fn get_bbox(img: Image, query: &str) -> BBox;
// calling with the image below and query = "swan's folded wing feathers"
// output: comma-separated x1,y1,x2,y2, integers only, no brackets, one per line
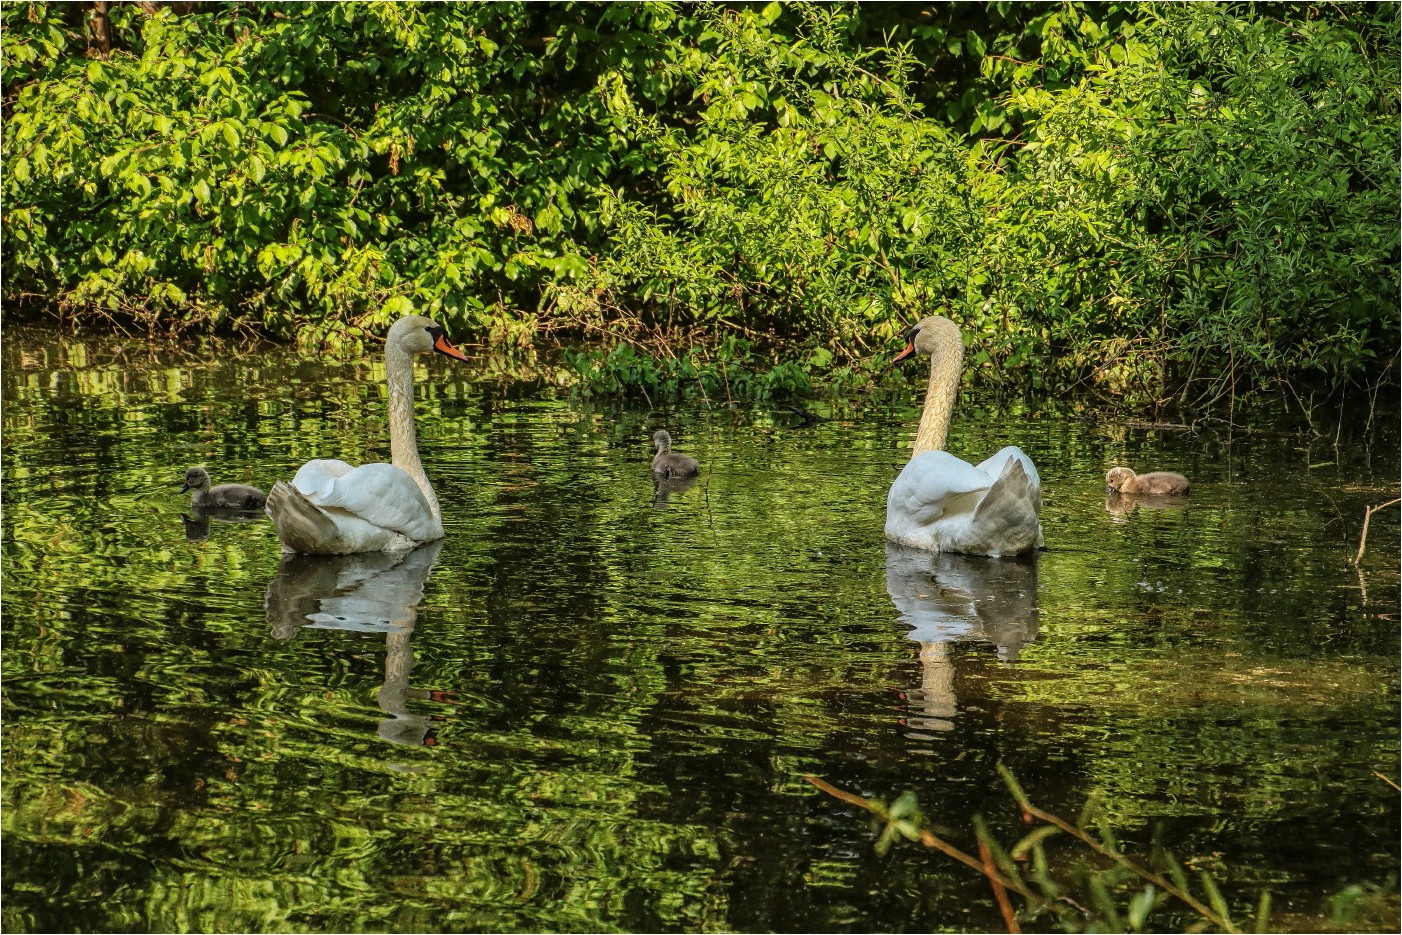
971,457,1044,552
301,463,440,541
889,450,993,523
292,459,358,501
976,446,1041,490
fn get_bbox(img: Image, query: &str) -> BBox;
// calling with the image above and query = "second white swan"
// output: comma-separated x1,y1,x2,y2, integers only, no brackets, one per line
266,314,470,554
885,315,1043,557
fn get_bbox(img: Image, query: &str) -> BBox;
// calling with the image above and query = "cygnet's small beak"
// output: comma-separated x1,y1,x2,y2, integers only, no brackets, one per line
892,341,917,363
179,482,192,494
1105,486,1116,494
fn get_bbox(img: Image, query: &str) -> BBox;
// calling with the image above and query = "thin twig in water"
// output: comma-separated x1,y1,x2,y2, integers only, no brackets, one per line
1373,770,1401,793
803,776,1044,906
997,766,1237,932
1352,498,1401,566
979,837,1022,933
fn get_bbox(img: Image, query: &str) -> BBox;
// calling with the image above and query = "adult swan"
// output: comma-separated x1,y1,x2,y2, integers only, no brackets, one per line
266,314,470,554
885,315,1043,557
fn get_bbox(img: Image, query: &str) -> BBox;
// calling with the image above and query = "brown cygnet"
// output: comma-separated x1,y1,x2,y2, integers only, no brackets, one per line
1105,467,1190,496
181,466,267,510
651,430,699,479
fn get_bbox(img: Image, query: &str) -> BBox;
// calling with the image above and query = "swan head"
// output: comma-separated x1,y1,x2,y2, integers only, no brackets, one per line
1105,467,1136,493
181,466,211,493
892,315,962,362
652,429,673,452
387,314,470,362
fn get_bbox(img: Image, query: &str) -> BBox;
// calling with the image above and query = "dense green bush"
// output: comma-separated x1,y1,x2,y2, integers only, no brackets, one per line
3,1,1397,403
2,2,667,337
570,3,1399,401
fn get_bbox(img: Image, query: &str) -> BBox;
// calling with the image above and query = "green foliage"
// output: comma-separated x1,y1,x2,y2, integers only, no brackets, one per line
2,1,1397,404
845,767,1281,934
572,2,1398,401
991,3,1402,400
1,1,653,336
553,4,980,354
563,334,834,402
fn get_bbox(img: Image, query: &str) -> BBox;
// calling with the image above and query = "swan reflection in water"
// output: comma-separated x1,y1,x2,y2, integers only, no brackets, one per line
265,541,450,746
885,544,1039,743
1104,491,1190,522
181,503,265,541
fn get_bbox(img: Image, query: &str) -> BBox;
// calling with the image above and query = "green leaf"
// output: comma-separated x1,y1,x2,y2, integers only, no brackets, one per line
1127,885,1157,931
382,295,416,317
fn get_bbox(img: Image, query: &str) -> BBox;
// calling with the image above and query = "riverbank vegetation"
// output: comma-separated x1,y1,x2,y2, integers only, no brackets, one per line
3,2,1397,406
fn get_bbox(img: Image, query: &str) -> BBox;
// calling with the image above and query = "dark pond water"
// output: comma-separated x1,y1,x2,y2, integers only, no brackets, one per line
3,326,1398,933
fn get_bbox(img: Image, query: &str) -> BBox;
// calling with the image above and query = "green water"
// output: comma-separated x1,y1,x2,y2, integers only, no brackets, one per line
2,326,1397,933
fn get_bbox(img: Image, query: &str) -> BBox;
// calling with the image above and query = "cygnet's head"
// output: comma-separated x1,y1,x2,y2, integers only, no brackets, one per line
386,314,471,362
653,430,673,452
1105,467,1136,492
181,466,211,493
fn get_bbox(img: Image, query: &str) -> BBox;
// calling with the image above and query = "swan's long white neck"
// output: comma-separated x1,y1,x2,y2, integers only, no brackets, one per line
912,318,963,457
385,343,442,521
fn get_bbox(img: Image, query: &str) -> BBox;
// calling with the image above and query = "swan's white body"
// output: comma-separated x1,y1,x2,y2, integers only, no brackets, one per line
274,459,442,553
266,315,469,555
884,316,1044,557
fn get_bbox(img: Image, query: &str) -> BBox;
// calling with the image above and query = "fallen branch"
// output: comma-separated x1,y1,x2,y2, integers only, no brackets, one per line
803,775,1042,907
996,765,1238,933
980,836,1022,934
1352,497,1400,566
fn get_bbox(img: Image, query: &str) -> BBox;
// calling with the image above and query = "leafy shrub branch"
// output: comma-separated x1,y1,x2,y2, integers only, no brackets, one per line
3,2,1397,404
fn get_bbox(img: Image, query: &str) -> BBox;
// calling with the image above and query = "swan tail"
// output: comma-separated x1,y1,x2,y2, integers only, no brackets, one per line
972,459,1044,554
266,481,343,554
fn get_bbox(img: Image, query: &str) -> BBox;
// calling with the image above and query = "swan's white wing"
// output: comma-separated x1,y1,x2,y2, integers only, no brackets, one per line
969,456,1045,553
291,459,357,500
886,448,1044,556
292,461,440,541
887,450,992,525
976,446,1040,491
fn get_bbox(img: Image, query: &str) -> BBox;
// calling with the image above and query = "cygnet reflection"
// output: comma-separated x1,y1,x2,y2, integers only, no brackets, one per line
885,544,1040,740
653,472,699,508
265,541,447,746
181,503,266,541
1104,491,1191,523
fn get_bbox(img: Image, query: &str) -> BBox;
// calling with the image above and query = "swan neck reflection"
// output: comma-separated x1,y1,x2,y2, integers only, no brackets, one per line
886,544,1040,739
265,540,444,746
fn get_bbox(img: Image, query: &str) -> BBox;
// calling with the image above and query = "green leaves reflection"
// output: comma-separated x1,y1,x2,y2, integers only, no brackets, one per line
2,327,1398,932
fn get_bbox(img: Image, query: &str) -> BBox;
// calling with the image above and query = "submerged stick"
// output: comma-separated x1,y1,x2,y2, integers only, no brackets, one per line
1352,498,1400,566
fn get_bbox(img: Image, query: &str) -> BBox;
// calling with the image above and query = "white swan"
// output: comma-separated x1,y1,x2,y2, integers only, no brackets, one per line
885,315,1043,556
266,314,470,554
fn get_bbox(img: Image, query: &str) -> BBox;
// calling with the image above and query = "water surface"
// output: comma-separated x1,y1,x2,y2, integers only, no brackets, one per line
3,326,1397,932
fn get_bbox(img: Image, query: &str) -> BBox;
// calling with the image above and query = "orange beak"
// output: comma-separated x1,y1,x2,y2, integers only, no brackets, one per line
433,332,470,363
892,341,917,363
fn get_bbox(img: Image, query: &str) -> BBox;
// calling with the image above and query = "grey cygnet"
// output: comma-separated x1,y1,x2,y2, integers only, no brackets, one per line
651,430,699,479
181,466,267,510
